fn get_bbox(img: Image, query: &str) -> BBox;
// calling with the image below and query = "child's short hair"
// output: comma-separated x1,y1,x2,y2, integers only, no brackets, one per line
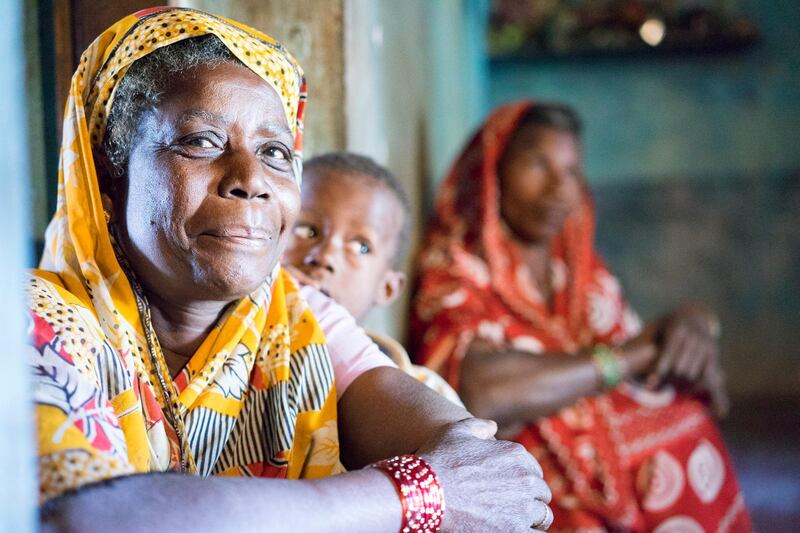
303,152,411,267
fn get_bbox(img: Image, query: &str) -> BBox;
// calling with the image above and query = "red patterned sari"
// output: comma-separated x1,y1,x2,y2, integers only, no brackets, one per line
410,102,751,532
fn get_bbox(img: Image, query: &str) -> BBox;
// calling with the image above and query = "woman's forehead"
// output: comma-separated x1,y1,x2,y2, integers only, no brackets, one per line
153,62,292,134
508,125,580,153
83,9,303,146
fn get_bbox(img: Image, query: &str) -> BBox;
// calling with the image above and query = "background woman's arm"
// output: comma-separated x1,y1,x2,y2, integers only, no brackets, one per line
459,334,657,428
459,304,726,429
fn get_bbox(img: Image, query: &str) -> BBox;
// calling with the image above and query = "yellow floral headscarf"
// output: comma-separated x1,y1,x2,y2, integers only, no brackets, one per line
29,7,339,503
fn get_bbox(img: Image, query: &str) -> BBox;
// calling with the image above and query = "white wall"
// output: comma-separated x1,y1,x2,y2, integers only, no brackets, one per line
0,0,37,530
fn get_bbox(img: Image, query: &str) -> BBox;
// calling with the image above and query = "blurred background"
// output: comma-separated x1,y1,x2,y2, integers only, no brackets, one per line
5,0,799,529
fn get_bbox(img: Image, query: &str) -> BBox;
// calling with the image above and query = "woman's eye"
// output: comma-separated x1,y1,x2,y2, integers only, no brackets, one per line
186,137,216,148
347,240,370,255
529,156,546,169
264,145,290,161
293,224,317,239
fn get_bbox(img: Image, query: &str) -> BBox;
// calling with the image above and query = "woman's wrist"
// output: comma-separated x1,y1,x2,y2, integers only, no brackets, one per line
370,455,446,533
591,344,623,389
618,338,658,379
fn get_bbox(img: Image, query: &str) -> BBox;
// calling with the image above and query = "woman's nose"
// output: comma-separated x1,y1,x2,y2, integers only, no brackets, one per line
218,149,271,201
548,166,573,196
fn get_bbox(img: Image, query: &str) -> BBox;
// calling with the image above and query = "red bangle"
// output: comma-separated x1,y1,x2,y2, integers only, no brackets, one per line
370,454,446,533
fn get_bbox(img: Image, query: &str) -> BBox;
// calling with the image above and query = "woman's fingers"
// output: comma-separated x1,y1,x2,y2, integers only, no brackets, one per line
515,446,546,481
677,332,714,384
529,499,553,531
686,343,710,382
650,324,685,387
673,334,699,379
652,313,720,388
453,417,498,440
704,363,730,418
529,464,550,500
711,386,730,419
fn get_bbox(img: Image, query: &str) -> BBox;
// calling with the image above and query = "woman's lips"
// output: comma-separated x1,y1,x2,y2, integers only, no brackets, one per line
531,201,572,224
199,226,272,250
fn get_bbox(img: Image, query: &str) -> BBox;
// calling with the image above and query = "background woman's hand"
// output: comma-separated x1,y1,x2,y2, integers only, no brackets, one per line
417,418,553,532
696,353,730,418
645,304,727,410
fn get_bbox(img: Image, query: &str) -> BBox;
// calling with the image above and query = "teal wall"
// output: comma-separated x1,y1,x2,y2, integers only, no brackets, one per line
425,0,490,192
488,0,800,185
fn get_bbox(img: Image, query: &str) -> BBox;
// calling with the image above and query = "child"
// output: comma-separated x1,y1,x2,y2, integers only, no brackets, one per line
284,152,462,405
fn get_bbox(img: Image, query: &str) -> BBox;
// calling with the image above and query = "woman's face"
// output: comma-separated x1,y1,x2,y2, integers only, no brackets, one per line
115,61,300,303
498,125,583,244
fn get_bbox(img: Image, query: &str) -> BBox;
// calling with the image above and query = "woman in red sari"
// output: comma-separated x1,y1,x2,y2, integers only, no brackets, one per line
410,101,751,532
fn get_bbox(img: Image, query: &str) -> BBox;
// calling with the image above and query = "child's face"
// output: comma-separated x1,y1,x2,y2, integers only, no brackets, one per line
283,170,406,321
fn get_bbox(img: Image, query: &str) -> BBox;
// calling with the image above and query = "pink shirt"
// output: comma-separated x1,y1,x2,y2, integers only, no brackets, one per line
300,285,396,399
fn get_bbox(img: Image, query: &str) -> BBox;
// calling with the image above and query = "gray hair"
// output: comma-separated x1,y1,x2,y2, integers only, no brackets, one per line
103,34,238,176
304,152,411,268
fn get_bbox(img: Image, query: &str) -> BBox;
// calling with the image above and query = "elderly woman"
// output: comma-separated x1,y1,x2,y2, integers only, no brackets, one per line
411,102,751,532
28,8,552,532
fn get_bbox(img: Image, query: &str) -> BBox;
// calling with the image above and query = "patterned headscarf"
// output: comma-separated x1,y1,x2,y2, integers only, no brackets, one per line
30,7,339,502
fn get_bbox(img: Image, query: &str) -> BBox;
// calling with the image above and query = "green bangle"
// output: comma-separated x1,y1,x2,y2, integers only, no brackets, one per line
592,344,622,389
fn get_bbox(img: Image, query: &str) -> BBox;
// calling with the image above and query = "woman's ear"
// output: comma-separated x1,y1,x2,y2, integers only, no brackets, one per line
92,146,124,223
374,269,407,308
100,192,115,224
92,146,115,194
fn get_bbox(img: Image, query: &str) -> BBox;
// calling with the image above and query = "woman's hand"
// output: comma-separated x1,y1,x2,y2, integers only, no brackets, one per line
417,418,553,532
696,353,730,418
645,304,727,410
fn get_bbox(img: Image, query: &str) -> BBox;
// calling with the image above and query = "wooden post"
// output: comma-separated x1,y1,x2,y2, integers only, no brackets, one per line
186,0,347,157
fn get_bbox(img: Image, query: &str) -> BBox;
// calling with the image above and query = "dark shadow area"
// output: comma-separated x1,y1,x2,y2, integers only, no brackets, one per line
721,395,800,532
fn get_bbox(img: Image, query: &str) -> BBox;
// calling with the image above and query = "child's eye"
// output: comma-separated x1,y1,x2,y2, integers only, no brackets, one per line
347,240,371,255
293,224,317,239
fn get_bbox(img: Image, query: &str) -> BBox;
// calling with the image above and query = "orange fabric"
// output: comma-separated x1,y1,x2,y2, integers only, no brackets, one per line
410,102,751,531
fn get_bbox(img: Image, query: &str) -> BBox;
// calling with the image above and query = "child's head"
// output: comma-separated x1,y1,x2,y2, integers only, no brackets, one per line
284,153,410,321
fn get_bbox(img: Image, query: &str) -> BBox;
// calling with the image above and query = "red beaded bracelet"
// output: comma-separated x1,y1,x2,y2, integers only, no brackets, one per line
370,454,446,533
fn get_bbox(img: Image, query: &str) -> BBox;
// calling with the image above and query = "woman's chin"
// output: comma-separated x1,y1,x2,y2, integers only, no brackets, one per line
189,263,274,302
511,225,561,246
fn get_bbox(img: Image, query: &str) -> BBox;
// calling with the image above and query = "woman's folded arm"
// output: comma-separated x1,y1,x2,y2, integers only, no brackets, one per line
459,336,657,427
42,368,552,533
41,468,402,533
